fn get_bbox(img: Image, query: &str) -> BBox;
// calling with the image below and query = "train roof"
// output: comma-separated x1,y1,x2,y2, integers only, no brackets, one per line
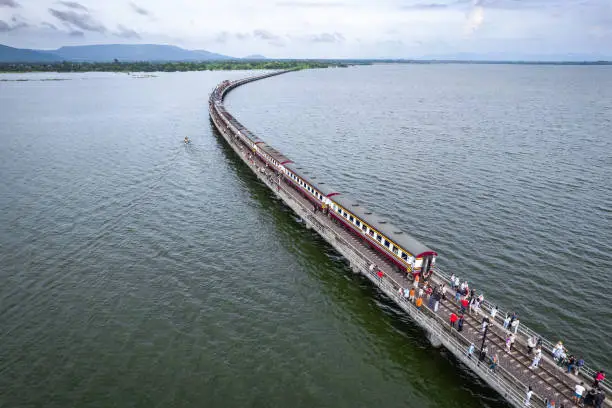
332,194,437,258
259,143,293,165
240,128,263,144
284,164,340,197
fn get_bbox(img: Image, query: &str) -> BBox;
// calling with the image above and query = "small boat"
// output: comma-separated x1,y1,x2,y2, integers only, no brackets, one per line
184,137,190,144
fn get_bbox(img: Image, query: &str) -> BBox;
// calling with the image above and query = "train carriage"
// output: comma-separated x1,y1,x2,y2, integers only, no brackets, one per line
329,195,437,275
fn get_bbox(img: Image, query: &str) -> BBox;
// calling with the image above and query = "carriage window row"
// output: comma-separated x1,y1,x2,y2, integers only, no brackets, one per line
289,174,323,200
334,205,411,262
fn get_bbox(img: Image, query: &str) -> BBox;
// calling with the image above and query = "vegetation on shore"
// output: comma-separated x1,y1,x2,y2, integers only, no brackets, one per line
0,60,351,73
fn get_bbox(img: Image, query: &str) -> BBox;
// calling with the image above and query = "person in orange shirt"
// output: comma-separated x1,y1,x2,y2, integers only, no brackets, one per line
413,273,420,288
409,288,415,302
415,297,423,309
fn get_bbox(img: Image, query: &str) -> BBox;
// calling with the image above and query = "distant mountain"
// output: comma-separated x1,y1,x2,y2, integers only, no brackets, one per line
0,43,235,63
52,44,234,62
243,54,267,60
0,44,62,63
192,49,235,60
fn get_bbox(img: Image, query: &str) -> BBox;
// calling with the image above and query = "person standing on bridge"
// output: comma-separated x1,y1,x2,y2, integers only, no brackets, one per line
460,297,469,314
593,370,606,387
503,314,511,329
415,296,423,310
413,273,420,288
481,316,490,333
573,382,586,405
594,388,606,408
478,345,488,367
403,288,410,302
467,343,475,359
469,297,477,314
511,318,520,334
529,348,542,369
527,336,537,354
509,311,518,327
489,353,499,373
566,355,576,374
490,305,498,321
524,385,533,406
450,312,458,329
458,314,465,332
575,357,585,375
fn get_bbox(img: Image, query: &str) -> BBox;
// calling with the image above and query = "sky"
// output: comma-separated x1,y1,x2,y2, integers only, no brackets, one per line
1,0,611,59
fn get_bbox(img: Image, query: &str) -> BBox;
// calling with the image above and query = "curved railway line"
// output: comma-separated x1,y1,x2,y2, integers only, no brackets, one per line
208,70,609,408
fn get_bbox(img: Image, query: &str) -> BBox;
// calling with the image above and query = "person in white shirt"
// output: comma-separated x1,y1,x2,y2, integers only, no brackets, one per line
490,305,498,320
525,386,533,406
527,336,537,354
503,314,511,329
511,318,520,334
573,382,585,404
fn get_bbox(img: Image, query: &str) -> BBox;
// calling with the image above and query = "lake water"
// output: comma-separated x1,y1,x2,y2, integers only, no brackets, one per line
1,65,610,408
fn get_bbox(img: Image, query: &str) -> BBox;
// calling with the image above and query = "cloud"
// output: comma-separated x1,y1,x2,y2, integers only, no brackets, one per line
115,24,140,39
129,2,151,16
214,31,251,43
0,19,27,31
69,29,84,37
464,0,484,35
400,3,450,10
253,29,286,46
0,0,20,8
41,22,59,30
48,8,106,33
57,1,88,11
275,1,344,7
307,32,345,43
253,29,279,40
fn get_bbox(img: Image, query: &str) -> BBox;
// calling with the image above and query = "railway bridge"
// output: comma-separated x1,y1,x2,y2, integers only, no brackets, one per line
208,70,609,408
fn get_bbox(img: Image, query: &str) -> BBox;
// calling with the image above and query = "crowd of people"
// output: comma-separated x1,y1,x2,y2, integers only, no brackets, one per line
382,267,608,408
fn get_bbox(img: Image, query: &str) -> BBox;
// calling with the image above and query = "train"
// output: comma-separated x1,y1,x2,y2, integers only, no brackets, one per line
209,77,437,278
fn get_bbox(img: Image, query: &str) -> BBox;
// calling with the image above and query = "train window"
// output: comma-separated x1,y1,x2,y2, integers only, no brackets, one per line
392,246,399,255
356,220,361,227
337,208,341,213
401,252,408,261
349,215,354,222
376,234,382,242
362,225,367,232
384,240,390,248
368,230,374,237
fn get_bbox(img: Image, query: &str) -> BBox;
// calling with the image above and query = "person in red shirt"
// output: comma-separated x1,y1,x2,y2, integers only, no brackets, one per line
460,297,469,314
376,270,384,280
450,312,458,329
593,370,606,387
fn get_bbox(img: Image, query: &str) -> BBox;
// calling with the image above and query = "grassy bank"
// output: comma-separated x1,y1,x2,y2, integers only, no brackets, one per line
0,60,353,73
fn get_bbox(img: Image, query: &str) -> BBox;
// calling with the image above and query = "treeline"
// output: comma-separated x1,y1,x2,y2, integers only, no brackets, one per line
0,60,348,73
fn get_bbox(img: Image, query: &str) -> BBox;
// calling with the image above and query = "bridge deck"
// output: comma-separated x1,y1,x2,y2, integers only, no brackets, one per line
209,74,609,408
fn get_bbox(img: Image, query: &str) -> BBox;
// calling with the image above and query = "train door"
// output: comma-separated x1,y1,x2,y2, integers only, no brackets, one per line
422,255,432,276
